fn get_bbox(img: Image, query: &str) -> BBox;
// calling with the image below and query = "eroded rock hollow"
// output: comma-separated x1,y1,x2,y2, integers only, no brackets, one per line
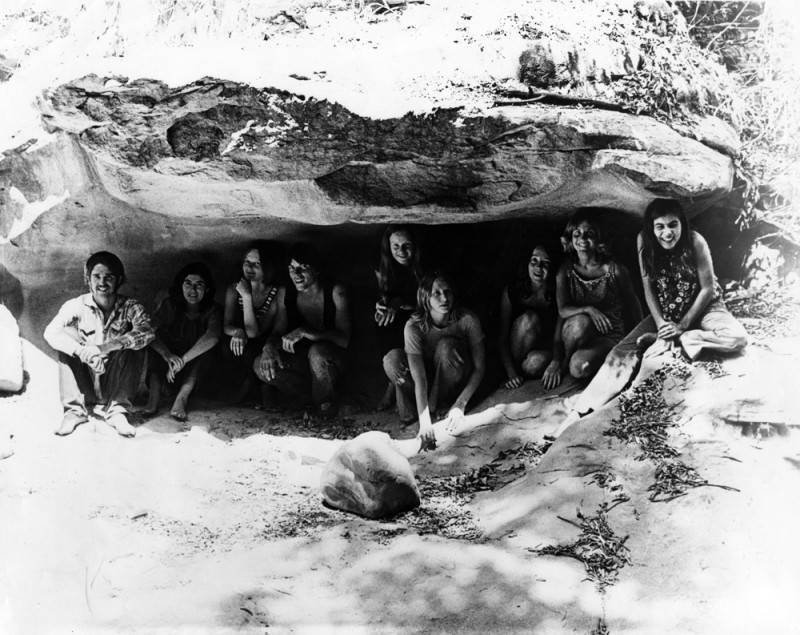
1,74,737,357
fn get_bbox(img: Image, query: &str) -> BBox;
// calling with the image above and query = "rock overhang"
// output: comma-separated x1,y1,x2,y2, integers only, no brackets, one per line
0,73,737,354
0,0,744,353
12,75,735,231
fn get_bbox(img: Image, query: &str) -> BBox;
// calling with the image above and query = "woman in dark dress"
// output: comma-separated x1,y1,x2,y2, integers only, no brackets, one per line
498,244,564,390
146,262,221,420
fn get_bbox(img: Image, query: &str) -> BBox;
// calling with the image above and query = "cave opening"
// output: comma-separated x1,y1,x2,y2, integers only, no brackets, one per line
223,211,645,403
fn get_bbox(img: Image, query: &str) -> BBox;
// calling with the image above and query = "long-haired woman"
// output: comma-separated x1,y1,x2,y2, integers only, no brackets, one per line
555,209,642,380
375,224,424,409
146,262,221,420
221,242,284,402
498,243,564,390
637,198,746,359
383,272,485,448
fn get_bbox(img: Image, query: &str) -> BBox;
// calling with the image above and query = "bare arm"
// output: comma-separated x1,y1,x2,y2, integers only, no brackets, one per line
237,281,260,339
450,335,485,413
266,287,288,342
257,289,288,380
181,306,222,365
555,264,584,319
289,285,351,349
497,287,519,382
407,350,433,440
541,312,566,390
637,232,666,328
223,285,244,337
677,233,717,331
149,336,174,360
263,288,288,354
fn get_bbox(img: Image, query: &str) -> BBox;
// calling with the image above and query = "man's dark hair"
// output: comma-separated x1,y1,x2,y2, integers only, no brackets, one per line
287,243,323,272
84,251,126,286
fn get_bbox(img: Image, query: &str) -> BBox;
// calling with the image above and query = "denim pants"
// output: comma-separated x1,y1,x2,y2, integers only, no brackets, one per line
254,341,346,405
382,336,472,421
59,349,145,417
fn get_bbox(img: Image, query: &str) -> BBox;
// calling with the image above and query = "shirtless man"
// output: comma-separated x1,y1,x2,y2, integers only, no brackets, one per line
44,251,154,437
253,243,350,416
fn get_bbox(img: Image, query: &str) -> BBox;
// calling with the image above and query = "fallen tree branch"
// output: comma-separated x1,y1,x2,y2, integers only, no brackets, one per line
495,89,628,113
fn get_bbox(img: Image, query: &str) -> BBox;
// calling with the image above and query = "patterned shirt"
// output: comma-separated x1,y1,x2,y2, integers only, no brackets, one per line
44,293,154,356
654,253,721,323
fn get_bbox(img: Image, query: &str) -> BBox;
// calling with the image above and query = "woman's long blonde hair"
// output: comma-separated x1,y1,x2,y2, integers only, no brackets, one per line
410,271,460,332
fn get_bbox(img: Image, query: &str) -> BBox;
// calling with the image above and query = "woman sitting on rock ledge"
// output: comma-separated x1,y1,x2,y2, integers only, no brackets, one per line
556,209,642,381
637,198,747,360
145,262,222,421
498,243,564,391
384,272,486,449
556,201,749,437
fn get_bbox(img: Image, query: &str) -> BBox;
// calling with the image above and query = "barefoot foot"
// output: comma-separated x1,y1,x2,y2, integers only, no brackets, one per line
170,398,188,422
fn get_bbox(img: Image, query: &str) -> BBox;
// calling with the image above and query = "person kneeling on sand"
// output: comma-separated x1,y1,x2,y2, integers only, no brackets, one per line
43,251,155,437
253,243,351,417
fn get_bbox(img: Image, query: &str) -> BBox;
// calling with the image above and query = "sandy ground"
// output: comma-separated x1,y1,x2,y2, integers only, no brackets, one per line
0,340,580,633
2,295,800,633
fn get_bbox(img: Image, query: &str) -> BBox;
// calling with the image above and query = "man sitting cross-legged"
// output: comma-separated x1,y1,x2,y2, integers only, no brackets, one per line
253,243,350,416
43,251,154,437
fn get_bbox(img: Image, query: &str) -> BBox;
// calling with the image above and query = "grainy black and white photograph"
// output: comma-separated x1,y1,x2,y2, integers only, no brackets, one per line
1,0,799,632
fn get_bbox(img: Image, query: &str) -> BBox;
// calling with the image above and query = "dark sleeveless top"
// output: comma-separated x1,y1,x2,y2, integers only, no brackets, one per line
566,262,626,341
379,265,419,310
653,252,721,323
153,298,222,356
285,282,336,331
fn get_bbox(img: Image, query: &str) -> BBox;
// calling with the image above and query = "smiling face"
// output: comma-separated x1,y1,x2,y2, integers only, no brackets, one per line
88,263,120,305
527,246,551,285
241,249,264,282
288,259,318,291
428,277,454,320
182,274,207,307
571,221,598,254
652,213,683,251
389,230,415,267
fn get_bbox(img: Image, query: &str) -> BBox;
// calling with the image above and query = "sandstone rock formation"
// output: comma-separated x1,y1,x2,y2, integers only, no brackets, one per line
0,304,23,393
321,430,421,519
0,0,742,355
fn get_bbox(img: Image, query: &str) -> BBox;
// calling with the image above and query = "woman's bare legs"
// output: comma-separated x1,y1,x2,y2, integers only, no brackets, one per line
521,350,552,377
144,372,161,416
510,311,542,364
509,310,552,378
170,372,197,421
430,337,471,416
382,348,415,422
561,313,616,380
